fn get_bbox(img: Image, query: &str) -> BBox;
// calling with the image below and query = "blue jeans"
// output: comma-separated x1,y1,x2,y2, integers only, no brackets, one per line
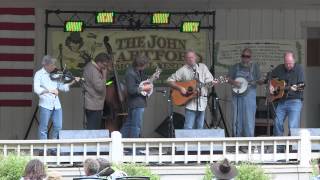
184,109,205,129
273,99,302,136
232,88,256,137
38,106,62,139
121,108,144,138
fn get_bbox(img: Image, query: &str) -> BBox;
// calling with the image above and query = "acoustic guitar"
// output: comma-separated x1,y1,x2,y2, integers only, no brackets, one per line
269,79,305,102
171,76,228,106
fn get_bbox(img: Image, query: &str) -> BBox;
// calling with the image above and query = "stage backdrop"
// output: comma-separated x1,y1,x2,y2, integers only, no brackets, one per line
214,40,305,73
51,30,208,85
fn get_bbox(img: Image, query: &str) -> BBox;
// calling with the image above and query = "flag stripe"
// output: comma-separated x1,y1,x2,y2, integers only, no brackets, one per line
0,62,34,70
0,84,32,92
0,8,34,107
0,100,32,107
0,15,35,23
0,30,35,39
0,77,32,85
0,53,34,61
0,8,34,15
0,92,33,99
0,46,35,54
0,69,33,77
0,38,34,46
0,22,34,31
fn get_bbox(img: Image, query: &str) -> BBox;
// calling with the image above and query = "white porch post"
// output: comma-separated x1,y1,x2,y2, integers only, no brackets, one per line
111,131,123,163
299,129,311,167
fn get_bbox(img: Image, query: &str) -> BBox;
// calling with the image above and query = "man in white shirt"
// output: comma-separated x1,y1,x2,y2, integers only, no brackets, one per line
33,55,78,139
167,50,217,129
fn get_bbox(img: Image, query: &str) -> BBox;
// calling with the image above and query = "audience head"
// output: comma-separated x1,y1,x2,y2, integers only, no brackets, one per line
96,158,114,176
23,159,46,180
210,158,238,180
84,158,100,176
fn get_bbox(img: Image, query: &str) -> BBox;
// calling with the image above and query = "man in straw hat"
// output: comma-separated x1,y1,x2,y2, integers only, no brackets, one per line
211,158,238,180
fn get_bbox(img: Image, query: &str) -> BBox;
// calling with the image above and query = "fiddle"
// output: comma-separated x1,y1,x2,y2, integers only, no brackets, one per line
50,68,84,84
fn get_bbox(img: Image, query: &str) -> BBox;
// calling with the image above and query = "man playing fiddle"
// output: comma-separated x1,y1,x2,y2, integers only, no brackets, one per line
33,55,79,140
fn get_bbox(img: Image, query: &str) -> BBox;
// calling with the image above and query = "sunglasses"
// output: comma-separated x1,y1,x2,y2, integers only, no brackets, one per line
241,54,251,58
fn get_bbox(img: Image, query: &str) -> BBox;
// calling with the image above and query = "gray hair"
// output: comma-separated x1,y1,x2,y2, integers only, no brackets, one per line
284,51,295,59
84,158,100,176
242,48,252,55
41,55,57,66
96,158,111,172
185,49,197,56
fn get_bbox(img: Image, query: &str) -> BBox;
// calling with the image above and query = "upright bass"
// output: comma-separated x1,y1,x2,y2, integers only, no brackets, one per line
104,60,127,132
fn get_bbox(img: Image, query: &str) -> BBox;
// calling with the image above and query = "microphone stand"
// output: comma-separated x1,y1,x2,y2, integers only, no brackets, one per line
193,66,201,129
156,88,174,137
265,65,278,136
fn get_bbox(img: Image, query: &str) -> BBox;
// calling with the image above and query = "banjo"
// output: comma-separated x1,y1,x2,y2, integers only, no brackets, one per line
232,77,262,95
139,66,162,97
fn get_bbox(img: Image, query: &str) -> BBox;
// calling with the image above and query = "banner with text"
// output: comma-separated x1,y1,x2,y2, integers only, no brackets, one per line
214,40,305,73
51,30,207,84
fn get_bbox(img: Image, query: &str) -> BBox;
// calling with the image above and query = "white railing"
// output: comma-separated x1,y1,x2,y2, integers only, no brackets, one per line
0,130,315,167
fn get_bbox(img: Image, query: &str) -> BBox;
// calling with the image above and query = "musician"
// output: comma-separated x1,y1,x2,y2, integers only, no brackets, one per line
120,55,151,138
33,55,78,139
83,53,112,129
167,50,216,129
270,51,304,136
228,48,263,137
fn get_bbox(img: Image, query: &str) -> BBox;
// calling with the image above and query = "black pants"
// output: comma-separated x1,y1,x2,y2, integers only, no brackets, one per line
85,109,103,129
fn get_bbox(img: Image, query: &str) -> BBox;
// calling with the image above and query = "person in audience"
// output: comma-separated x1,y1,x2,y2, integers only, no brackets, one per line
312,158,320,180
96,158,127,180
210,158,238,180
83,158,100,178
20,159,46,180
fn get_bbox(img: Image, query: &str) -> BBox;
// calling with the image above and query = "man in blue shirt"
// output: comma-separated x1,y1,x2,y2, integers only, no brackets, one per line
33,55,78,139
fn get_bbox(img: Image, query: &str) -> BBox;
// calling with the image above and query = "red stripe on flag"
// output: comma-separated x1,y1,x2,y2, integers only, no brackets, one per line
0,22,34,30
0,38,34,46
0,8,34,15
0,100,32,107
0,84,32,92
0,54,34,61
0,69,33,77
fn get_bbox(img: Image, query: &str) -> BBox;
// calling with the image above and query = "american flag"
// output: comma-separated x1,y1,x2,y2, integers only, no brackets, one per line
0,8,34,107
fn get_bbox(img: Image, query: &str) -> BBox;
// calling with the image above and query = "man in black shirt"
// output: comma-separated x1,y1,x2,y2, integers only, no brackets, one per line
120,55,152,138
270,51,304,136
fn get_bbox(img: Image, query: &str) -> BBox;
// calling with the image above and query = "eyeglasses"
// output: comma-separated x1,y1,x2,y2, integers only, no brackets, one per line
241,54,251,58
